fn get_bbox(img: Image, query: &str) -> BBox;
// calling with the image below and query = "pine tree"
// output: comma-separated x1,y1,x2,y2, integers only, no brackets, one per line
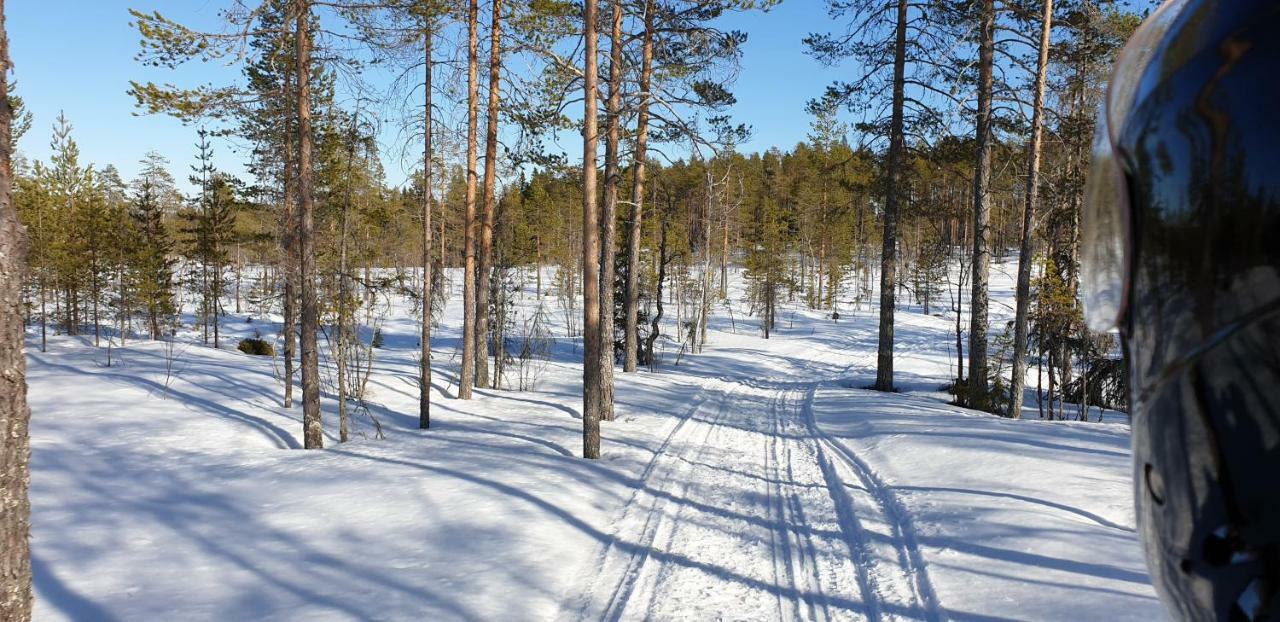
622,0,655,373
582,0,602,459
459,0,480,400
0,2,34,615
131,154,178,341
475,0,505,390
1009,0,1054,419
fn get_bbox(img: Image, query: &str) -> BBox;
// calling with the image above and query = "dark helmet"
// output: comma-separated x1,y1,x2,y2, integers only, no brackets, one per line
1082,0,1280,619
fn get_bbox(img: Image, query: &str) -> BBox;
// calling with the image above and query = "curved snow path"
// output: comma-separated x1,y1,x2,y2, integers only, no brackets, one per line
567,375,942,621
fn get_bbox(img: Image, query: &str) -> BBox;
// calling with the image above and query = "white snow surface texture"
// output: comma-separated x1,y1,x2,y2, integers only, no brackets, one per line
27,262,1165,621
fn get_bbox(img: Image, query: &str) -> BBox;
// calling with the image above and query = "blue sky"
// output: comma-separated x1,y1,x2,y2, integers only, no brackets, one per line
9,0,843,191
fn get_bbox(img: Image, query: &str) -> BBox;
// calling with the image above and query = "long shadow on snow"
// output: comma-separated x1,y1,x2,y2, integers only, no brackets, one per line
32,441,493,621
334,447,941,620
29,354,301,450
32,553,121,622
895,485,1134,533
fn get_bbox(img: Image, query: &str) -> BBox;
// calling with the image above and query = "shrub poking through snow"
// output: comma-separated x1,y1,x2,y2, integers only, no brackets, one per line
237,337,274,357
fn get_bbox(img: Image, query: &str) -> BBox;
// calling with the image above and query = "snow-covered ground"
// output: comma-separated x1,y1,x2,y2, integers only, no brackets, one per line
26,261,1164,621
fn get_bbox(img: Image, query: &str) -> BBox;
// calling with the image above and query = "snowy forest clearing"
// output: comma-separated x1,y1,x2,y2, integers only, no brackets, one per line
26,263,1160,621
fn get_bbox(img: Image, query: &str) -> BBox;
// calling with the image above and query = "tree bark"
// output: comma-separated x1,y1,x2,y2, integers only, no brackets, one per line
1009,0,1052,419
337,139,352,444
459,0,480,400
874,0,908,392
0,1,34,613
599,0,623,420
296,0,323,449
623,0,654,374
582,0,602,459
281,55,297,410
420,23,434,429
476,0,503,390
967,0,994,411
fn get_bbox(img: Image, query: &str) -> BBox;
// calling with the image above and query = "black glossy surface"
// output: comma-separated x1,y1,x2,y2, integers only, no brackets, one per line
1115,1,1280,619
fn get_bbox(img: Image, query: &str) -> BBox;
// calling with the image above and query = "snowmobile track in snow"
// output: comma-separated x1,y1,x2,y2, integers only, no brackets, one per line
567,378,740,621
566,370,948,622
801,381,946,622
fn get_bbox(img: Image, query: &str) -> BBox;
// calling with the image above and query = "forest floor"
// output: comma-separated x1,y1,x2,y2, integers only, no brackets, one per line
25,261,1164,621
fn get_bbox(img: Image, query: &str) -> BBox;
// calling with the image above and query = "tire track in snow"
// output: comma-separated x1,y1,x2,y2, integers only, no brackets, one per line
768,387,841,622
569,357,944,620
801,382,946,622
764,389,806,621
567,379,739,621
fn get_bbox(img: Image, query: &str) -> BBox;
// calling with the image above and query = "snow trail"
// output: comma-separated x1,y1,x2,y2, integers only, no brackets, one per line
569,365,942,621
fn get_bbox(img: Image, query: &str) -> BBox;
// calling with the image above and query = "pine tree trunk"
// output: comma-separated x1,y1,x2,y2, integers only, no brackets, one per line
459,0,480,400
476,0,503,390
644,215,668,366
420,24,434,429
281,61,298,409
622,0,654,374
599,0,622,421
1009,0,1052,419
296,0,323,449
874,0,908,392
0,3,34,612
337,166,351,444
213,252,221,349
967,0,995,411
582,0,602,459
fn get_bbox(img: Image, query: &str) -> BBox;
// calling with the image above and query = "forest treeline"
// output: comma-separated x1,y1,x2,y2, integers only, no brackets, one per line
10,0,1145,456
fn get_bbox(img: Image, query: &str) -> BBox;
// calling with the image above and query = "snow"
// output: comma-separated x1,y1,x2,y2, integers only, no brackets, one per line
26,261,1165,621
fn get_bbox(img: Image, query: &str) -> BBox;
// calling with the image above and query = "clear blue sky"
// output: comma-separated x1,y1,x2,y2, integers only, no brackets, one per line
8,0,845,191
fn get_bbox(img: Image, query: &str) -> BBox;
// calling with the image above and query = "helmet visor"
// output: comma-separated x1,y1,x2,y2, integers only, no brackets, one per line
1080,0,1189,331
1081,105,1131,332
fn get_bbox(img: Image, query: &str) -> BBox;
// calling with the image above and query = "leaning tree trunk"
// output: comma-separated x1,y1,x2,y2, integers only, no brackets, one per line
874,0,908,392
622,0,654,374
0,2,34,615
296,0,323,449
582,0,602,459
459,0,479,400
476,0,503,390
420,23,434,429
967,0,995,411
599,0,623,421
1009,0,1052,419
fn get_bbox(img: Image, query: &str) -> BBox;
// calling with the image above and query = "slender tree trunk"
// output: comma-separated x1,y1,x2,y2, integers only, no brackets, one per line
720,214,729,300
420,24,434,429
459,0,479,400
234,249,241,314
37,248,44,351
623,0,654,374
967,0,994,411
296,0,323,449
337,155,351,444
213,253,221,349
91,247,100,347
582,0,602,459
476,0,503,390
0,3,34,612
598,0,623,421
874,0,908,392
281,63,297,409
1009,0,1052,419
644,213,668,368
